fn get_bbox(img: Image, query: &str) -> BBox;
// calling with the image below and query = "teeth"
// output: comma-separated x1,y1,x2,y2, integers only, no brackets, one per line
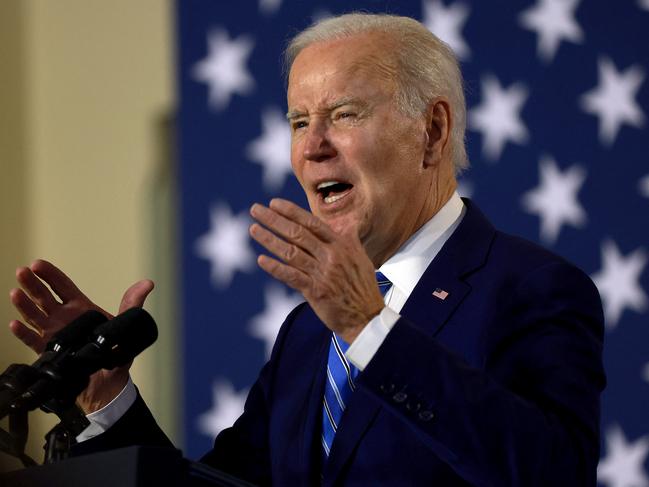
324,193,348,204
317,181,340,190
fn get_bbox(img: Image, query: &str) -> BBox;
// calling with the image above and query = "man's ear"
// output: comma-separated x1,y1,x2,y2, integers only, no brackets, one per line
423,98,452,168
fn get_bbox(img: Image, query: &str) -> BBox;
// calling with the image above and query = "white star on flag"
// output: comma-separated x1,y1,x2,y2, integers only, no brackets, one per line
591,240,648,329
259,0,282,15
195,203,256,288
249,284,304,359
469,75,529,161
422,0,471,60
246,107,293,192
521,155,587,245
192,28,255,110
580,57,645,146
196,380,249,438
597,424,649,487
639,174,649,198
640,0,649,11
518,0,584,63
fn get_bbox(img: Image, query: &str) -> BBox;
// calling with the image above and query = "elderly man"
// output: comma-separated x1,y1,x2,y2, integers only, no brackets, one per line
10,13,604,486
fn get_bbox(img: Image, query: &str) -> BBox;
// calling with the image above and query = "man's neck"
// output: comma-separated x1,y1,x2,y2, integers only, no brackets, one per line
369,180,457,268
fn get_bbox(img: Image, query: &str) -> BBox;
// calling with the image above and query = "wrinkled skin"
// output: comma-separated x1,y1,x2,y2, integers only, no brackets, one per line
9,259,153,413
250,32,456,343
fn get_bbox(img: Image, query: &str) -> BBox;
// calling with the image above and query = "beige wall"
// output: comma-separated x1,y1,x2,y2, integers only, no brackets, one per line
0,0,177,463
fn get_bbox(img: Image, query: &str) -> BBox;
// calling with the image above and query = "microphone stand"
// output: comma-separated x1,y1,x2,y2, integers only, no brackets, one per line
0,364,39,468
1,308,157,467
41,397,90,464
0,406,37,468
0,361,90,466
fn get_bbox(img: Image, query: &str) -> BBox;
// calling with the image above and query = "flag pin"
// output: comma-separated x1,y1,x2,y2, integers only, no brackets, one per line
432,288,449,300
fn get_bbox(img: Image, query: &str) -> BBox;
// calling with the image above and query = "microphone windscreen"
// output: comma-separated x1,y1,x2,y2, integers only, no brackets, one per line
45,310,107,352
93,308,158,367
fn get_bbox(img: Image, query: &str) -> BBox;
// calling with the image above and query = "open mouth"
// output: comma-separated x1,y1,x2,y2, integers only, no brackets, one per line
316,181,354,204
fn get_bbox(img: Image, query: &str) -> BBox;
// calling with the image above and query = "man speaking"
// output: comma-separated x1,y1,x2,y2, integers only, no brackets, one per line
9,13,605,486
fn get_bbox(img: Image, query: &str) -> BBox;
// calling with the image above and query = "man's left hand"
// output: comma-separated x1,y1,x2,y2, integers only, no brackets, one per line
250,198,384,344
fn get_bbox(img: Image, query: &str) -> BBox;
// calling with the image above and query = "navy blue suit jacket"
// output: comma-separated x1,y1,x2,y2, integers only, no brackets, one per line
76,200,606,486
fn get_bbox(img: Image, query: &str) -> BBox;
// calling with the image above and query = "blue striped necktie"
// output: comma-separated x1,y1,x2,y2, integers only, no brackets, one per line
321,271,392,464
375,271,392,296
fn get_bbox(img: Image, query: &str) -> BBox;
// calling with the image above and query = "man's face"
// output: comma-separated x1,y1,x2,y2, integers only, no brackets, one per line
287,33,436,265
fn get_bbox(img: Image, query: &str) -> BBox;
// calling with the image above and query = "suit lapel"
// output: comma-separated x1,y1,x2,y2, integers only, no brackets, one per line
401,199,495,336
400,260,471,337
293,315,382,485
320,199,496,485
323,388,382,483
295,309,331,480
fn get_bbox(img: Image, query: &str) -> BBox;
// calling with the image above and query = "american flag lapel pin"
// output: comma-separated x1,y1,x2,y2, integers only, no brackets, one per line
432,288,449,300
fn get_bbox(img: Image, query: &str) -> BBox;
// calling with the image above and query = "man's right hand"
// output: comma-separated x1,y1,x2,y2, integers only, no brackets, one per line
8,259,154,414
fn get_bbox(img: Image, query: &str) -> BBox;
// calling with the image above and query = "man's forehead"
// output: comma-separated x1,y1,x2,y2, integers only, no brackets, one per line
287,34,398,106
289,32,398,81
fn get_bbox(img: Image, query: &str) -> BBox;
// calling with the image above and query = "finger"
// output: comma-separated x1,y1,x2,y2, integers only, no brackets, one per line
30,259,84,304
250,223,318,273
118,279,155,314
15,266,59,313
268,198,336,242
257,254,310,291
9,320,46,354
250,204,325,257
10,287,49,332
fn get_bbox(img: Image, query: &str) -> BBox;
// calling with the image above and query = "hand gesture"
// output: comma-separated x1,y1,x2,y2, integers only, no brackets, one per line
250,199,384,344
9,259,154,413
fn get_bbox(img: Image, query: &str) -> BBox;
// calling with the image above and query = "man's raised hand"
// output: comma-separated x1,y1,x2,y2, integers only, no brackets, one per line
8,259,154,413
249,199,384,344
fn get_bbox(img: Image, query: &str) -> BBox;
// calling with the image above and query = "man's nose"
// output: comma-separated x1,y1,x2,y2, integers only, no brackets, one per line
302,122,336,162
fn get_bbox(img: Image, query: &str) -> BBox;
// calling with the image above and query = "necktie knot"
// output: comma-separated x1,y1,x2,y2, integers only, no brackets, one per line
375,271,392,296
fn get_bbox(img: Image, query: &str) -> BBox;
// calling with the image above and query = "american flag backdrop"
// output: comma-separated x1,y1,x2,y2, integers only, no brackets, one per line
176,1,649,483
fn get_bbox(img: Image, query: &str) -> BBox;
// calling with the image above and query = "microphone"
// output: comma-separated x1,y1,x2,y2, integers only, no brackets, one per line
45,310,108,353
0,308,157,419
74,307,158,369
0,311,108,413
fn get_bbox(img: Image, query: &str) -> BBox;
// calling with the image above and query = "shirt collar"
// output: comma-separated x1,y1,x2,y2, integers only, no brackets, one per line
378,192,465,298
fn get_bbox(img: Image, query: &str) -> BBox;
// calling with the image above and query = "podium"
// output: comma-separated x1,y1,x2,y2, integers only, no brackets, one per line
0,446,256,487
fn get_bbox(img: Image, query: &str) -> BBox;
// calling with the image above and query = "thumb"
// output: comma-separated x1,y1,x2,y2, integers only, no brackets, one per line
118,279,155,313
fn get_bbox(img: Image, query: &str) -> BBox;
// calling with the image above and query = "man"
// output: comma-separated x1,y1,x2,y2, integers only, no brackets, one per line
10,13,605,486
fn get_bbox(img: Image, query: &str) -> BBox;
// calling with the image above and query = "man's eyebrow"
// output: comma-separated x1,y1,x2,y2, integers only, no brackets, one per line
286,97,367,120
286,110,306,121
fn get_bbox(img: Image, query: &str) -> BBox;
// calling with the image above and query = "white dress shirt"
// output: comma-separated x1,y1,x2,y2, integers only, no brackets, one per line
77,192,465,442
346,192,465,370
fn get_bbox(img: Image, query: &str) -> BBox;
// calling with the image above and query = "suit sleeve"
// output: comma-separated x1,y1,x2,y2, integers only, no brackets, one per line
72,303,306,487
357,261,605,487
70,390,173,456
198,305,314,485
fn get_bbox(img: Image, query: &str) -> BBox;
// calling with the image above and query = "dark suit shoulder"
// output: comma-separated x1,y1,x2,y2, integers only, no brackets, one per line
489,230,600,300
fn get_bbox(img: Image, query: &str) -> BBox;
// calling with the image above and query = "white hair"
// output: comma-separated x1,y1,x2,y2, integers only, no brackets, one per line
284,13,469,173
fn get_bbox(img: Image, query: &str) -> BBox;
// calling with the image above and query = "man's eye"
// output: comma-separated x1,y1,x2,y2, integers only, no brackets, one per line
292,120,308,130
337,112,356,120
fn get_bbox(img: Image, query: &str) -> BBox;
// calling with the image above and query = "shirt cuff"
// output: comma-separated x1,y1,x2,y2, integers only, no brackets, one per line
75,376,137,443
346,307,401,371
